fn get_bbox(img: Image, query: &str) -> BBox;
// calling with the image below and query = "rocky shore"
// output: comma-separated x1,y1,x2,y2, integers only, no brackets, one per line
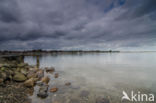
0,56,71,103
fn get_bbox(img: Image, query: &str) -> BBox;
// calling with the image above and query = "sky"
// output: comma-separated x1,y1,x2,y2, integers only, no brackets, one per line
0,0,156,51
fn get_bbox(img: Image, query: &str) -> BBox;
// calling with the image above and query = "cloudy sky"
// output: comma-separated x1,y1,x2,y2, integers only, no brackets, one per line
0,0,156,51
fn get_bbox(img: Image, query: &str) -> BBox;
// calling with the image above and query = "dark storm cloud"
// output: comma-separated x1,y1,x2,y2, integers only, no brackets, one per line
0,0,156,50
117,0,156,20
0,0,22,23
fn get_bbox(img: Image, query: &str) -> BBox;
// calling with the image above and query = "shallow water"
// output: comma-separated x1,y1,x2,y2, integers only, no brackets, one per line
24,52,156,103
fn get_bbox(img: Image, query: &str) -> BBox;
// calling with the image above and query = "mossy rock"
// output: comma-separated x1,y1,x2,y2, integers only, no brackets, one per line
0,67,5,71
13,72,27,82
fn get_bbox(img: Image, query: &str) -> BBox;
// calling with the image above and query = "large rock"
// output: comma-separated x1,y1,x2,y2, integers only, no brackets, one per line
24,78,35,87
37,84,49,98
41,76,50,84
13,72,27,82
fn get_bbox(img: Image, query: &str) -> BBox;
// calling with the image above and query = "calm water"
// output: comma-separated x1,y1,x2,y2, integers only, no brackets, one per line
24,53,156,103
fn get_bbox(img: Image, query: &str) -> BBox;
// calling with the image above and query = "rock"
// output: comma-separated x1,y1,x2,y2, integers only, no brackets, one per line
0,78,3,84
2,64,10,68
41,76,50,84
20,68,28,75
29,67,38,71
96,97,110,103
26,88,34,96
50,87,58,92
0,67,5,71
13,72,27,82
18,63,28,68
15,68,21,72
36,81,44,86
9,63,17,68
0,72,7,80
3,69,14,80
45,67,55,73
37,84,49,98
24,78,35,87
36,69,44,80
65,82,71,86
27,70,37,79
54,73,59,78
7,69,14,75
0,64,3,68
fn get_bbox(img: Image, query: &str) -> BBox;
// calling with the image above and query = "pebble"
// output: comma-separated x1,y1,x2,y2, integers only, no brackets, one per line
50,87,58,92
54,73,59,78
65,82,71,86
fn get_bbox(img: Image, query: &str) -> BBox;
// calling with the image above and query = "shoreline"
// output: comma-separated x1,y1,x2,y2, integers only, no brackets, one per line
0,55,71,103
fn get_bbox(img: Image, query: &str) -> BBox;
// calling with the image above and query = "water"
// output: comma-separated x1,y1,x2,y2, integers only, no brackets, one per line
24,52,156,103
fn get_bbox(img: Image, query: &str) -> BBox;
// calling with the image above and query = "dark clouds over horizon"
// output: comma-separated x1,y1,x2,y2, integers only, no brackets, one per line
0,0,156,50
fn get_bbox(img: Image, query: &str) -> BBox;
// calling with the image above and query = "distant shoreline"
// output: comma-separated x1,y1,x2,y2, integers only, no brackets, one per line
0,50,156,56
0,50,119,56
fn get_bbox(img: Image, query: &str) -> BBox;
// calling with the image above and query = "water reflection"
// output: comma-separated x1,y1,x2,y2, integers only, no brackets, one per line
36,55,40,68
24,53,156,103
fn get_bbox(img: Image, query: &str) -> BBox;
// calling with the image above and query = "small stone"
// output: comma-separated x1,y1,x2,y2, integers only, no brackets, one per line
45,67,55,73
41,76,50,84
65,82,71,86
36,81,44,86
27,70,37,79
18,63,28,68
54,73,59,78
36,69,44,80
0,72,6,80
50,87,58,92
0,79,3,84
